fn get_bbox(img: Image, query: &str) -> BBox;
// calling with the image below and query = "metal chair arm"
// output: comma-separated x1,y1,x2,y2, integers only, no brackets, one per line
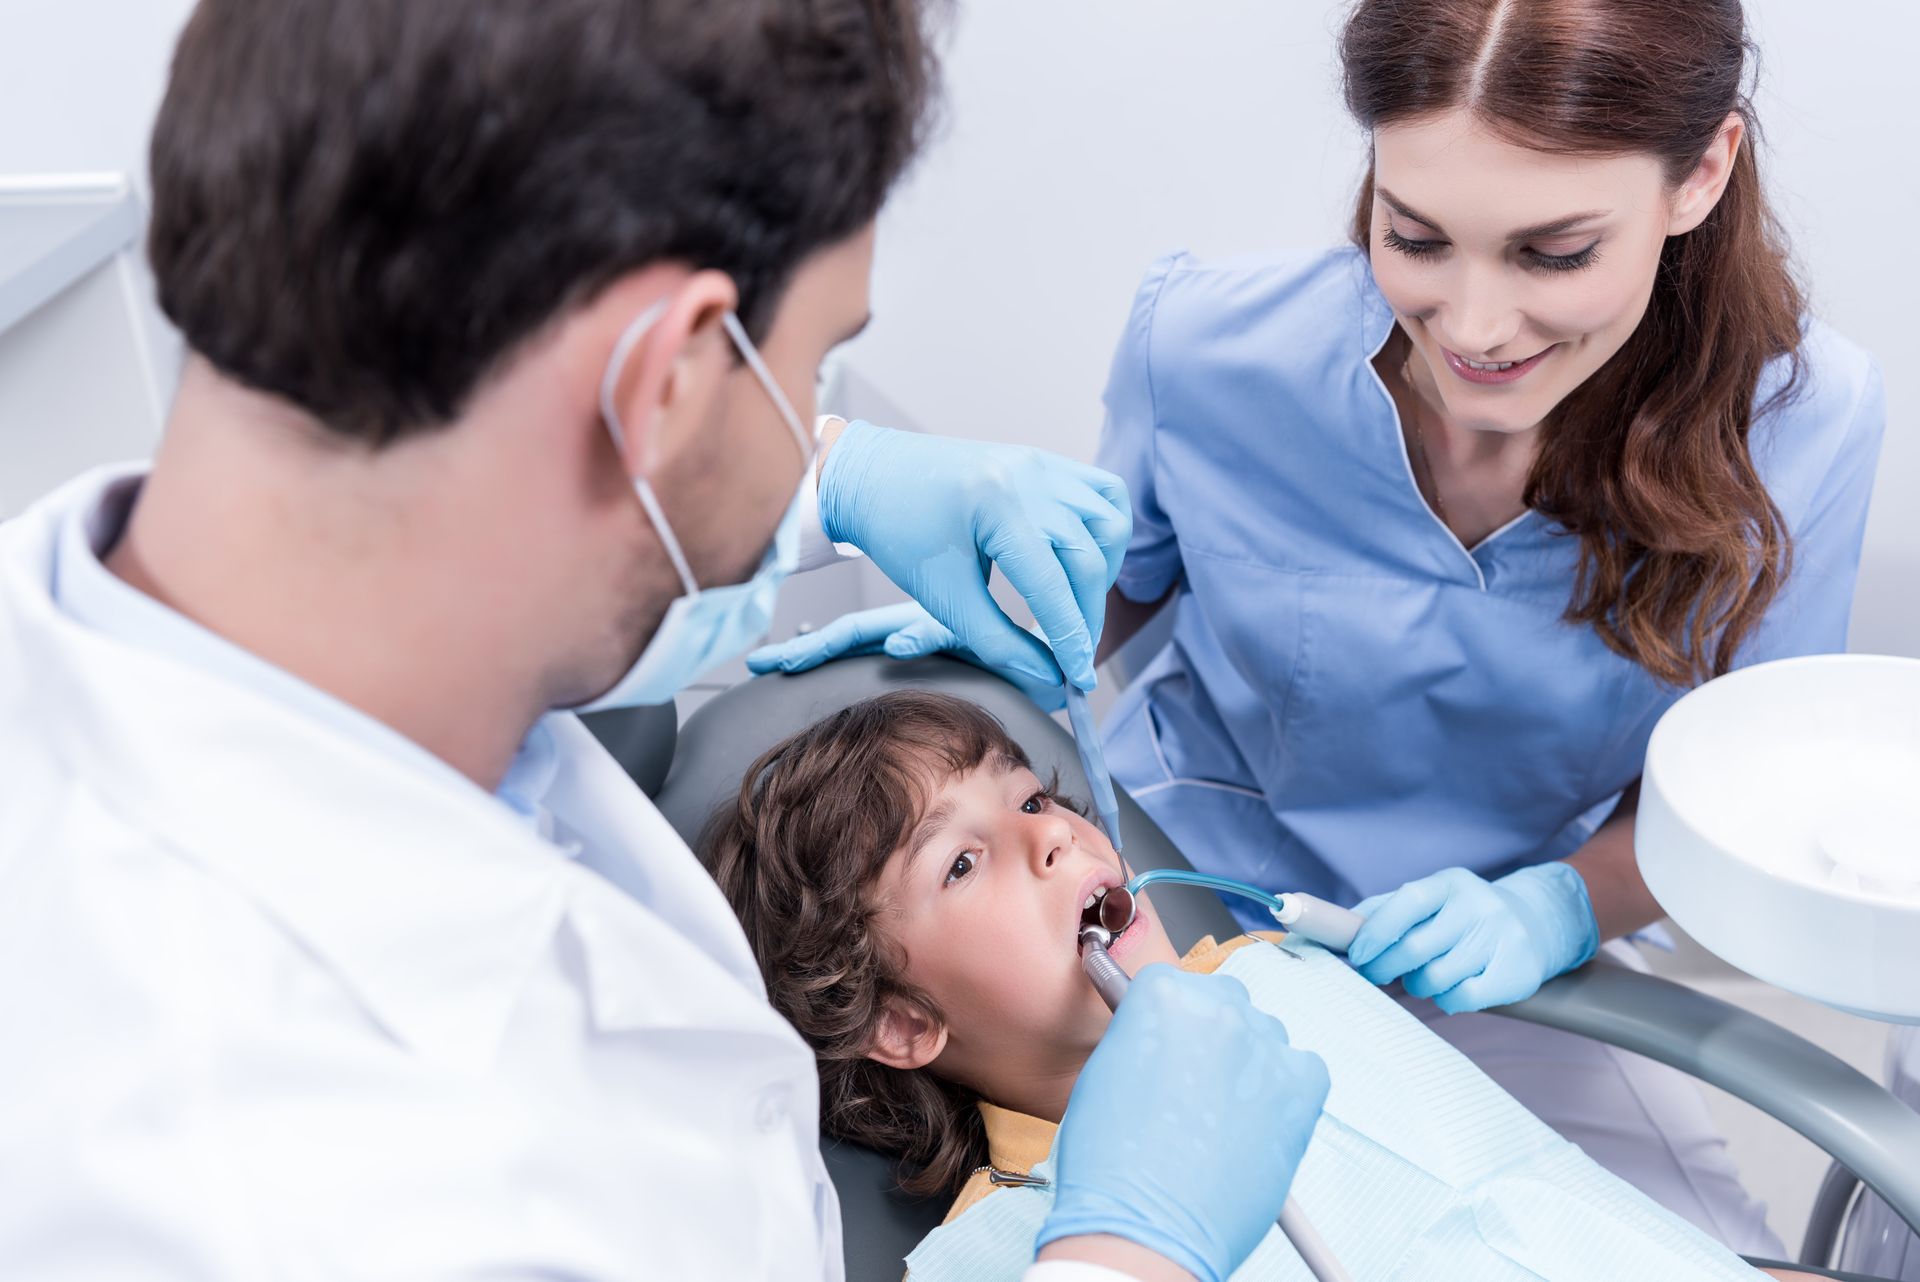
1494,965,1920,1246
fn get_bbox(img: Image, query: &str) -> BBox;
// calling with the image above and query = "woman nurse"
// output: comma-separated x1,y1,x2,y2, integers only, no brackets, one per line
762,0,1886,1256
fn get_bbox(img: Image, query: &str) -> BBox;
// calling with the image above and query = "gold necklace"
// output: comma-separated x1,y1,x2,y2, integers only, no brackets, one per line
1400,356,1450,529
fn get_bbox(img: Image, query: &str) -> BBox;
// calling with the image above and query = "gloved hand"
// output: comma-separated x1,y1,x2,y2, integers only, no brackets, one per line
1037,965,1330,1282
1346,863,1601,1014
746,602,1068,711
815,420,1131,692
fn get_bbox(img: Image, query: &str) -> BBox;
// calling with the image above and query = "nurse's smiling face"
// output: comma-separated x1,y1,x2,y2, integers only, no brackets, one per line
1367,108,1740,436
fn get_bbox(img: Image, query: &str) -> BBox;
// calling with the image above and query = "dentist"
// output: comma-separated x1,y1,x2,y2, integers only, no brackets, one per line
0,1,1325,1280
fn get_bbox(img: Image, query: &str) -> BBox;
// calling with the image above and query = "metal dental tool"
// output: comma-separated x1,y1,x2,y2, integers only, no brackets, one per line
1077,915,1353,1282
1077,922,1132,1011
1063,685,1123,852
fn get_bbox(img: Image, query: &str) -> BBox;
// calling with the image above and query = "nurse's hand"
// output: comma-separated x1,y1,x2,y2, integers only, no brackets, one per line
1038,966,1329,1282
814,420,1131,692
745,602,1068,711
1347,864,1601,1014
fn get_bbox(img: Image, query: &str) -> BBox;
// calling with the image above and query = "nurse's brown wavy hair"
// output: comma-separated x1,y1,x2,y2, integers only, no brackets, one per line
1342,0,1804,686
707,691,1072,1197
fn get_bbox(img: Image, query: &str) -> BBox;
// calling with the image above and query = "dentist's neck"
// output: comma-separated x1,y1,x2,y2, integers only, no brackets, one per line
107,356,611,791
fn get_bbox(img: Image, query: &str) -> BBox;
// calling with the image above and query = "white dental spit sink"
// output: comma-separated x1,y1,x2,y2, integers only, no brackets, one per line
1638,654,1920,1023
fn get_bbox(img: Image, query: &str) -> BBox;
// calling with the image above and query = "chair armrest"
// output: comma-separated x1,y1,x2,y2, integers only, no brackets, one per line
1491,965,1920,1239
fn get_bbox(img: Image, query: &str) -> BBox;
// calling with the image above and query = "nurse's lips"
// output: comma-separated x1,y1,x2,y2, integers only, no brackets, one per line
1441,343,1557,385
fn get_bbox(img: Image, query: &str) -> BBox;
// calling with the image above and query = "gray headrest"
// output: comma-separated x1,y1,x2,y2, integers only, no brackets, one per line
653,655,1235,953
579,702,678,798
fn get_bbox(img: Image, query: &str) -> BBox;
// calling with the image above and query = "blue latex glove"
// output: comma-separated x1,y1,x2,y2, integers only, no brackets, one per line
1346,863,1601,1014
816,420,1131,692
1037,966,1330,1282
746,602,1068,711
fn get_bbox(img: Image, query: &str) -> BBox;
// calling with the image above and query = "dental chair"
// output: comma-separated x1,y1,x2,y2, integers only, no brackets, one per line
586,655,1920,1282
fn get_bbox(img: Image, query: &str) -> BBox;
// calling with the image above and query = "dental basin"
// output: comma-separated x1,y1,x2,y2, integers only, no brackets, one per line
1639,654,1920,1024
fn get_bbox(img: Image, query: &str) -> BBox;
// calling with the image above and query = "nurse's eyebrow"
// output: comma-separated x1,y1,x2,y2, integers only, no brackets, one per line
1377,188,1606,242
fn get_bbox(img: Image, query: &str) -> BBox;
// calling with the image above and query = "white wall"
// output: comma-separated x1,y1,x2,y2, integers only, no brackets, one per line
0,3,194,509
1742,0,1920,656
0,0,194,386
1,0,1911,653
0,1,192,178
840,0,1920,658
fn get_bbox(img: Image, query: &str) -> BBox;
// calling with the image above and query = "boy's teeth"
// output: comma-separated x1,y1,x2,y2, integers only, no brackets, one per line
1083,893,1097,910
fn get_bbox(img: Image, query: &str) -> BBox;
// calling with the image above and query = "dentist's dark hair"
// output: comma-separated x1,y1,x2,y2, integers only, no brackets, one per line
148,0,942,445
1342,0,1804,687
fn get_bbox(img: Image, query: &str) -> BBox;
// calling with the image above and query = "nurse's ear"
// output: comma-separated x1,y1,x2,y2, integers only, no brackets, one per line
595,268,740,481
1666,113,1746,237
866,996,950,1071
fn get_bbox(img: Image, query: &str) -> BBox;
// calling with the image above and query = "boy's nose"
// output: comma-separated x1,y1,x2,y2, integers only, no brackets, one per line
1023,813,1075,874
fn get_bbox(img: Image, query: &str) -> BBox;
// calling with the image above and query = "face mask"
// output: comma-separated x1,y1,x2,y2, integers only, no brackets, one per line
577,301,818,711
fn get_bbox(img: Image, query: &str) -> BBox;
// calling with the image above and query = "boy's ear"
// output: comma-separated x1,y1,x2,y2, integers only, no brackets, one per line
866,996,949,1071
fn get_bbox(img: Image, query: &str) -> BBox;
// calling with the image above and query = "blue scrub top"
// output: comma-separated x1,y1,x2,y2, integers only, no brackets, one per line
1098,246,1885,927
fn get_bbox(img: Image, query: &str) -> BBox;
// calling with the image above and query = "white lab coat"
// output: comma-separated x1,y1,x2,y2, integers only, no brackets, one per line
0,470,844,1279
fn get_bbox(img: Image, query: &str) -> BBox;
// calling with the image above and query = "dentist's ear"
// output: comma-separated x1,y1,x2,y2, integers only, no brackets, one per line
599,268,740,479
866,996,950,1071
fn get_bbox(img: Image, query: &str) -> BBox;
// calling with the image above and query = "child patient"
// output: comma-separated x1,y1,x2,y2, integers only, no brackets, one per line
708,690,1811,1281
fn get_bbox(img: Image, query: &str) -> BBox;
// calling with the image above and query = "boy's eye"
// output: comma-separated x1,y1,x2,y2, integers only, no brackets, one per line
1020,791,1050,815
944,852,976,886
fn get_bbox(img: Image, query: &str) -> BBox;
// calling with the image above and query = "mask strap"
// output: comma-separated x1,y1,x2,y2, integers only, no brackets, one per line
598,299,668,462
722,312,820,465
599,300,817,600
630,479,699,596
598,299,700,597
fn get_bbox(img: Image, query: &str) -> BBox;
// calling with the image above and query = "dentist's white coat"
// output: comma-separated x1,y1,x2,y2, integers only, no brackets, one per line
0,469,844,1279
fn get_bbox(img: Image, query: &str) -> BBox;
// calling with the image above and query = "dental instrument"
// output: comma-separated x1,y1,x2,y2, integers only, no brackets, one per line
1089,869,1367,953
1063,684,1123,851
1078,920,1353,1282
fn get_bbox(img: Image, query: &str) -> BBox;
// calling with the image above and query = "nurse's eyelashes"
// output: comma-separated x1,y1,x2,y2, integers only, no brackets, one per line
1525,243,1601,273
1381,224,1602,274
1382,226,1444,258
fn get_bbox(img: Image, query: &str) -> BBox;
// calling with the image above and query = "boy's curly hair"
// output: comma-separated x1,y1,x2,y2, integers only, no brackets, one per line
706,690,1042,1197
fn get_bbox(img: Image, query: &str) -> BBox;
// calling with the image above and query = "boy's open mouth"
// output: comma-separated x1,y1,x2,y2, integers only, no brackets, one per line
1079,885,1135,938
1076,881,1145,967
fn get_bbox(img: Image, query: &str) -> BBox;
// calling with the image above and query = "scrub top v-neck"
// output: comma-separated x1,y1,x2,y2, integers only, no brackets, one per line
1096,246,1885,926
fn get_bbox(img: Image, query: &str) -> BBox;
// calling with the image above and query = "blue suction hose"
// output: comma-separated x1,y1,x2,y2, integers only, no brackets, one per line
1126,868,1366,952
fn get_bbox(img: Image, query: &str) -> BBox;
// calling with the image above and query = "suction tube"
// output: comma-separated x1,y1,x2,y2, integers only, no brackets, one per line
1114,870,1366,953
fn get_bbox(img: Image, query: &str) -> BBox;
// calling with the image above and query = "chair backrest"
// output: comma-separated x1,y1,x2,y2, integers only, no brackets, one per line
650,655,1238,1282
579,702,678,798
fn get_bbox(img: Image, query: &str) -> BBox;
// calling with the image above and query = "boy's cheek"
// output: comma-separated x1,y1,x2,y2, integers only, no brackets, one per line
924,925,1063,1011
